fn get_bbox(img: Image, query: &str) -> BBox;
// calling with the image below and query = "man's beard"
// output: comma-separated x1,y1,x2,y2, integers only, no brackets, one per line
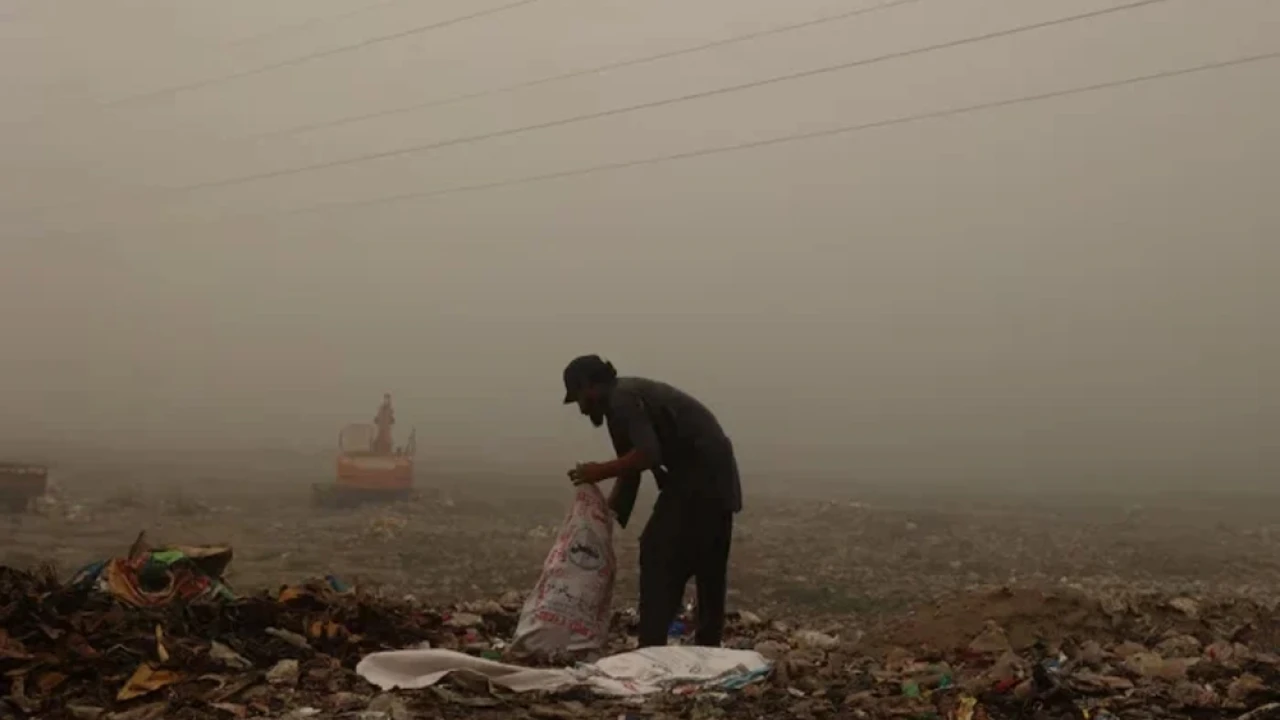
581,399,606,428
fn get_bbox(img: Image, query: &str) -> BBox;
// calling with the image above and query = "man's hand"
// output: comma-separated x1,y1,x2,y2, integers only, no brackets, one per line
568,462,610,486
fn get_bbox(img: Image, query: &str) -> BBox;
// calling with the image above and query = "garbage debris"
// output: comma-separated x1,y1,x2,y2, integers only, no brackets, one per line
266,659,300,686
3,556,1280,720
210,641,253,670
70,532,234,607
1169,596,1201,618
790,629,839,651
0,561,446,718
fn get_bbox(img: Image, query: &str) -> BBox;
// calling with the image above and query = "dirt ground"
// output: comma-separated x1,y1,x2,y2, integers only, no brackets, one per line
6,458,1279,629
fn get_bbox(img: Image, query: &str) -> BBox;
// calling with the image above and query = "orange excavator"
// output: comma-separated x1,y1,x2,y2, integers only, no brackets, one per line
313,394,416,508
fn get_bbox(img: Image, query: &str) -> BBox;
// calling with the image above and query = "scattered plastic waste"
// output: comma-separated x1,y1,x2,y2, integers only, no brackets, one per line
4,532,1280,720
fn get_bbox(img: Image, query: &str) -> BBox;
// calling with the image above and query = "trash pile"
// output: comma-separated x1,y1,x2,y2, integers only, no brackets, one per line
3,544,1280,720
0,560,463,719
69,532,236,608
744,586,1280,720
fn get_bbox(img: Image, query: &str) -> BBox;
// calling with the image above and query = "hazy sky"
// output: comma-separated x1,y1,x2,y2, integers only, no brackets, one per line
0,0,1275,485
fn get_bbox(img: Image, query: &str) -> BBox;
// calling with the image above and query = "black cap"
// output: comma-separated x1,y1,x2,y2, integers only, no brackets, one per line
562,355,616,404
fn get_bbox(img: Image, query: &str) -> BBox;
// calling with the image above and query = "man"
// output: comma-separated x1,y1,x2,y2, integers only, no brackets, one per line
373,393,395,454
562,355,742,648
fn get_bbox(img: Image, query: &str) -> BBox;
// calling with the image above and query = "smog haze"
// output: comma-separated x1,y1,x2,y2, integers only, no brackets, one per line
1,0,1275,492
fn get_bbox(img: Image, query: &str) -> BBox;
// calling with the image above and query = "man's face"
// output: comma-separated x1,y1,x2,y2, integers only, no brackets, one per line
576,386,606,428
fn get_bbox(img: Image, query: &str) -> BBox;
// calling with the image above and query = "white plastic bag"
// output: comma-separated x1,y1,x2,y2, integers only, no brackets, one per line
511,485,616,654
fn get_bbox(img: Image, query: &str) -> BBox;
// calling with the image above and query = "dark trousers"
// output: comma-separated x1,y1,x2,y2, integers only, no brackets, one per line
637,490,734,647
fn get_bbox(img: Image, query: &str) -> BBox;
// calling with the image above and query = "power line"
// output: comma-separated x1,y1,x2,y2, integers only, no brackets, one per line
145,0,1176,195
5,0,928,219
8,0,544,121
28,50,1278,244
245,0,928,142
0,0,422,113
223,0,421,49
232,52,1280,217
109,0,545,108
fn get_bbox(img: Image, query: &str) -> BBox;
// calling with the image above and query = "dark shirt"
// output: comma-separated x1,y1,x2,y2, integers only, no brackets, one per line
604,377,742,517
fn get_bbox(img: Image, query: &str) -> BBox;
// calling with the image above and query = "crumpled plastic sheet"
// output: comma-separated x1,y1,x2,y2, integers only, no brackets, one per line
356,645,771,697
